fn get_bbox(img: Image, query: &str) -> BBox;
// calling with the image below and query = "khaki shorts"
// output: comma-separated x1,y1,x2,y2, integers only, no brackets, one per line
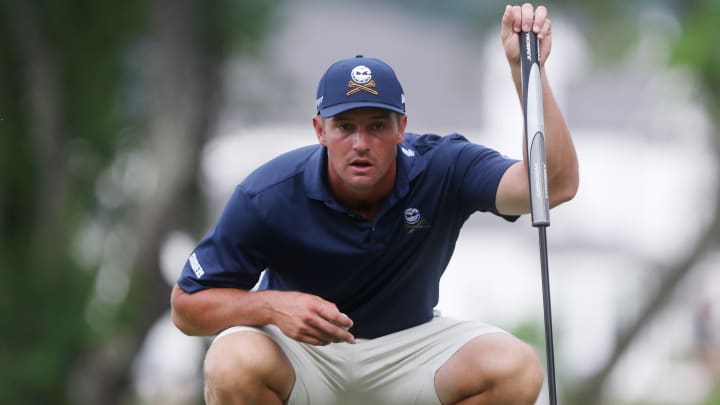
213,316,505,405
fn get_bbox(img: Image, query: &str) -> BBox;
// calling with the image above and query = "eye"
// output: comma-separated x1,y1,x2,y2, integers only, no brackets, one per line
371,122,385,131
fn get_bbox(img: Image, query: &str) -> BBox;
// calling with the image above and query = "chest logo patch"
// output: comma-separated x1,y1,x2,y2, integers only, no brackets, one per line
403,208,431,234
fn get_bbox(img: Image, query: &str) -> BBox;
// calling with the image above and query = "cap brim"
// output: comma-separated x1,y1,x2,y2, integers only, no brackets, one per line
318,101,405,118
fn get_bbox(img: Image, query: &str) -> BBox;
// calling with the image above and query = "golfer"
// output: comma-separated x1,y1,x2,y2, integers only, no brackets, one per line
172,3,578,404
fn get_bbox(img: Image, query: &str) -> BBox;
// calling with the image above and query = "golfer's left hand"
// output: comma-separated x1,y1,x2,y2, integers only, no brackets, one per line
501,3,552,66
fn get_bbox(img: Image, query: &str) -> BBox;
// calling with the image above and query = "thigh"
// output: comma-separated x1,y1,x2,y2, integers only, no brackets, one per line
353,317,506,405
213,326,347,405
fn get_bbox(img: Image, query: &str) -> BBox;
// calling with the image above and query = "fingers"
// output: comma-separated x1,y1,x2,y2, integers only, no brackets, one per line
318,305,355,343
317,304,352,328
271,292,355,346
299,296,355,345
306,313,355,345
500,5,515,41
521,3,534,32
533,6,548,34
538,17,552,40
501,4,553,65
504,3,548,34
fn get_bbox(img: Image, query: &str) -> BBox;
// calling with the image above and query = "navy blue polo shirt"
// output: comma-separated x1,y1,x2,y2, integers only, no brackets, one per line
178,133,518,338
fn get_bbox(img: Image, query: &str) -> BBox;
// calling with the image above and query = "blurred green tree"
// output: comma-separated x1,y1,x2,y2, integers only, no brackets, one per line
0,0,279,403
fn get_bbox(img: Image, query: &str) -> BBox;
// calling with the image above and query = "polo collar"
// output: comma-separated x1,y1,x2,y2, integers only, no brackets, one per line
304,144,420,204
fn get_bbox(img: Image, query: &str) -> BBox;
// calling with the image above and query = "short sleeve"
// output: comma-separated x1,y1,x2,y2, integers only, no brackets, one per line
176,186,267,293
453,139,519,219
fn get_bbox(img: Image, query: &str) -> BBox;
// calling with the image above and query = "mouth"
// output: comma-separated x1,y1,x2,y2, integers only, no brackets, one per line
349,159,373,173
350,158,372,167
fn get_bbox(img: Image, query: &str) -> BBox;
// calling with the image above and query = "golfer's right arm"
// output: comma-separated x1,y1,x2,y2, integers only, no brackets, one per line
171,284,355,345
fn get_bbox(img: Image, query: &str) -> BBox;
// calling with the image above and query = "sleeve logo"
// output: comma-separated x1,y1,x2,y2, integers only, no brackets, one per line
188,252,205,278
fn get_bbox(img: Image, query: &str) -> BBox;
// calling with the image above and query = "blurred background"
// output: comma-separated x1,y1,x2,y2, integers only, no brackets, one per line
1,0,719,404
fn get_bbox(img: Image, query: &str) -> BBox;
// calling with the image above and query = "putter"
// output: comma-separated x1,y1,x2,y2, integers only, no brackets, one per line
519,31,558,405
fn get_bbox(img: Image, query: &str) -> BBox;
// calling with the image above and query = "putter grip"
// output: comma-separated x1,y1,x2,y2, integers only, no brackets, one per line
520,31,550,227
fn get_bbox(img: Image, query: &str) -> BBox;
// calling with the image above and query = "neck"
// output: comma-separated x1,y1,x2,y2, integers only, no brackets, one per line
342,198,380,220
327,166,396,221
329,184,387,220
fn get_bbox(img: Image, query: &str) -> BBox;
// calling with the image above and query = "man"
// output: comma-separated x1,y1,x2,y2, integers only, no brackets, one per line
172,3,578,405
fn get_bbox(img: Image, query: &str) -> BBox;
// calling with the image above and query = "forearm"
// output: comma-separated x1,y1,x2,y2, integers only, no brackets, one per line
538,70,578,206
512,66,579,207
171,283,356,344
171,284,278,336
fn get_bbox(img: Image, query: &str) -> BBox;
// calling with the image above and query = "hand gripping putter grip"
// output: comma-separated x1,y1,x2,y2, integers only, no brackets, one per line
520,31,558,405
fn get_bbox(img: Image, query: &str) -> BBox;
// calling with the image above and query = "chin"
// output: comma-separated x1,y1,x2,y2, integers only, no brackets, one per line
347,177,378,190
349,180,376,189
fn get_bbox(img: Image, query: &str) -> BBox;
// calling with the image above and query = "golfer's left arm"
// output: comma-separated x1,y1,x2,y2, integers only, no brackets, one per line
495,3,579,216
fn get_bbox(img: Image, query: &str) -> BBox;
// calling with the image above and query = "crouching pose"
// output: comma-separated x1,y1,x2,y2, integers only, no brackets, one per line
172,3,578,404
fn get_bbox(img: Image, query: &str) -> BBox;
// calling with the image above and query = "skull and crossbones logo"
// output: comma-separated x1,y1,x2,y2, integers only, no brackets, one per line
346,65,378,96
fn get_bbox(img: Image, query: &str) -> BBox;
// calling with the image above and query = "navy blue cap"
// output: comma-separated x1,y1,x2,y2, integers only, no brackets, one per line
316,55,405,118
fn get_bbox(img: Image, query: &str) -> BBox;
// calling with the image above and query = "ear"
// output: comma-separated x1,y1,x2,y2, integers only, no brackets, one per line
396,114,408,144
313,115,327,146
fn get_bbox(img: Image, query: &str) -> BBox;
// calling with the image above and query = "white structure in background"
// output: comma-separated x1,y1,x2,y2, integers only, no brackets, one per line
133,3,719,404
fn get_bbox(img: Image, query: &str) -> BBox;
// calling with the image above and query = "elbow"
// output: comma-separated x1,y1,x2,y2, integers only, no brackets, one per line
550,170,579,207
171,309,193,336
170,285,197,336
559,182,579,205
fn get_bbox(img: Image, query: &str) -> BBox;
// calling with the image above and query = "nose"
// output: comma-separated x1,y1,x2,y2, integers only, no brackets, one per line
353,129,370,152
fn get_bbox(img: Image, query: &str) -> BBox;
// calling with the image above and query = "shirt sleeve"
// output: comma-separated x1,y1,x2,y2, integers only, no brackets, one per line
176,186,267,293
451,136,519,219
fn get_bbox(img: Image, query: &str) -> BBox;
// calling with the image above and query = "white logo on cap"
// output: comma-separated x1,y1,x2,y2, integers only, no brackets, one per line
351,65,372,84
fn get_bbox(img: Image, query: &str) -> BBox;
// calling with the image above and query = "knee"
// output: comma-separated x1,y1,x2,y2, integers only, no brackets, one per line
468,334,544,401
516,340,544,398
205,332,266,387
204,331,294,399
